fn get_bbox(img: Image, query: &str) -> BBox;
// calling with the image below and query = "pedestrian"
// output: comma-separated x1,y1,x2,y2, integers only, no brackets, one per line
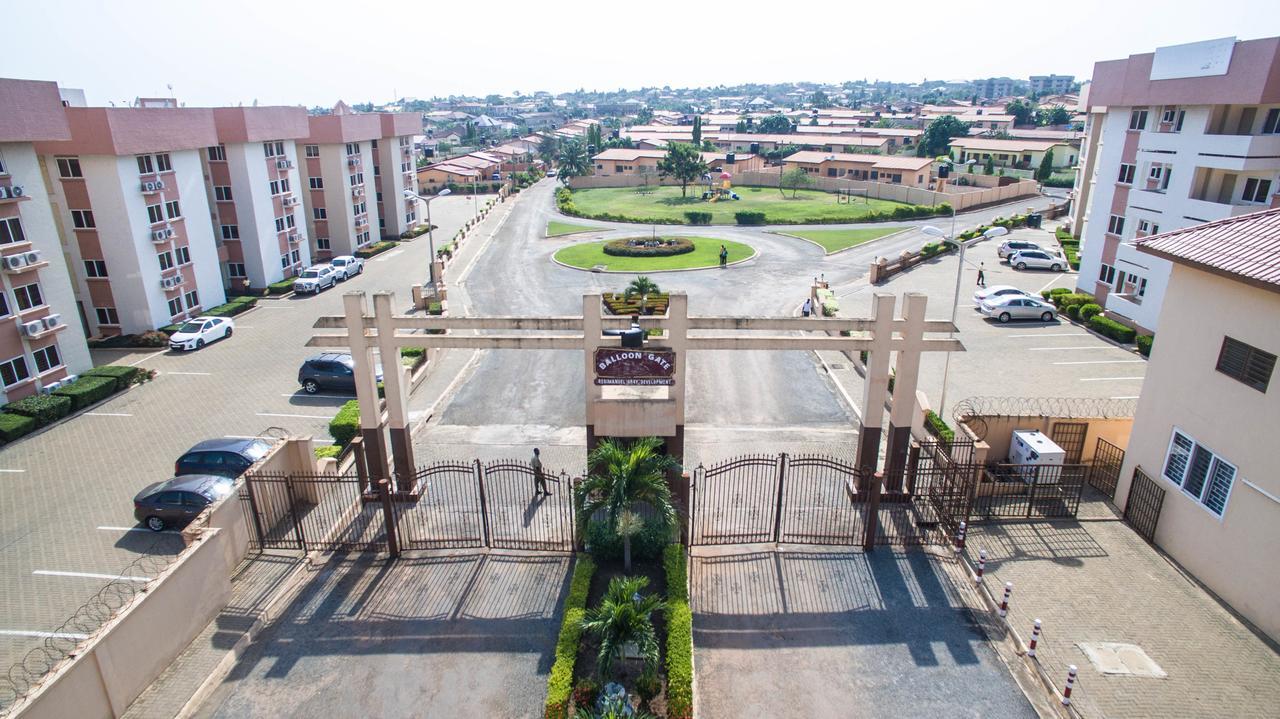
802,298,812,317
719,245,728,267
976,262,986,288
531,448,549,497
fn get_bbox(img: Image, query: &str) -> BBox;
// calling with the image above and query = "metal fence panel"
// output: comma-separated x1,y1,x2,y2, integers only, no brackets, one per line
395,461,486,550
1089,437,1125,499
1124,467,1165,543
480,461,576,551
972,464,1088,520
691,455,781,545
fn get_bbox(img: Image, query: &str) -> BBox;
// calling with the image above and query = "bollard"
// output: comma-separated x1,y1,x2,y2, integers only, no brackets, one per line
1062,665,1077,705
1028,619,1042,658
955,521,967,555
975,549,987,584
999,581,1013,618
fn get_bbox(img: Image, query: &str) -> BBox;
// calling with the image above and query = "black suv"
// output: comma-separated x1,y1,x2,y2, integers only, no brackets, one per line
297,353,383,394
174,438,272,478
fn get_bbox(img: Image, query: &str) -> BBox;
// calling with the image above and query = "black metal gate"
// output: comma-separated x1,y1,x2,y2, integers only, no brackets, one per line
1124,467,1165,543
781,454,866,544
690,454,782,545
1050,421,1090,464
1089,438,1125,499
481,461,576,551
971,464,1089,519
395,461,485,550
240,471,385,552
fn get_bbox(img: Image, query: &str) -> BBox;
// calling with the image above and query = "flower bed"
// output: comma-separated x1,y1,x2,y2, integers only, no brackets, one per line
354,241,397,259
602,292,669,316
603,238,694,258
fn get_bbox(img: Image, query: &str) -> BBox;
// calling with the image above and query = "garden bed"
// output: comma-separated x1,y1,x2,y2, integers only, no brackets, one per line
555,238,753,272
604,238,694,257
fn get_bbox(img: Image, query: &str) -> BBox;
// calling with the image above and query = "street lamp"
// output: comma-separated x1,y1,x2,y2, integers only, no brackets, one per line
403,188,450,286
921,222,1009,416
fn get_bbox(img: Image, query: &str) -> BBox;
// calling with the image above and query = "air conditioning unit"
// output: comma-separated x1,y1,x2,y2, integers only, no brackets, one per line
287,233,300,244
39,381,60,395
23,251,41,265
11,185,26,197
351,187,364,198
154,180,165,190
20,320,43,337
347,157,360,167
163,227,176,239
0,187,11,200
160,276,180,290
276,159,293,170
2,255,26,271
63,374,78,385
42,314,62,331
142,181,157,192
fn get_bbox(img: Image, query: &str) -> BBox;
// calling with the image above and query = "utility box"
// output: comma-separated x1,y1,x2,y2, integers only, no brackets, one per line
1010,429,1066,483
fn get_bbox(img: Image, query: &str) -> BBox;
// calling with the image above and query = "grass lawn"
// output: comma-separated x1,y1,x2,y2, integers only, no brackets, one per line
554,238,754,272
546,220,600,237
568,185,909,224
776,227,903,253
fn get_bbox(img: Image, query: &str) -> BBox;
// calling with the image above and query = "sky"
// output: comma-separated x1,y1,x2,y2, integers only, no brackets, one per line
5,0,1280,107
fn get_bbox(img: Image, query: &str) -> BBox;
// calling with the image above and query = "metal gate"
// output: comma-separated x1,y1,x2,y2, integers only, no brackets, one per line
1124,467,1165,543
480,461,576,551
690,454,782,545
781,455,866,544
1050,421,1089,464
394,461,485,550
1089,438,1125,499
971,464,1089,519
240,471,385,552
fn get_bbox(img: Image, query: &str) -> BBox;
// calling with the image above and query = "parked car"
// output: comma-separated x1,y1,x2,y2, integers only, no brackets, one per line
329,255,365,280
979,295,1058,323
998,240,1044,259
168,317,234,351
293,264,338,294
972,285,1031,308
297,353,384,394
134,474,235,531
1009,250,1067,272
546,169,558,177
174,437,273,478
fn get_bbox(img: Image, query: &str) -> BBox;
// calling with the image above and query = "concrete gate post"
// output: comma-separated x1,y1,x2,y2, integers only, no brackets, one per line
374,292,415,491
343,292,388,482
885,292,928,492
856,293,896,480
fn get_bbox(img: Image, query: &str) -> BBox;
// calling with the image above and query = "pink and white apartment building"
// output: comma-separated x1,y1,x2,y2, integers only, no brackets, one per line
1073,36,1280,333
206,107,312,289
372,113,422,239
0,79,92,402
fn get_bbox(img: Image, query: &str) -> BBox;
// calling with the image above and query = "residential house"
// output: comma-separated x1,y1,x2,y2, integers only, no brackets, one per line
782,151,934,188
948,137,1076,169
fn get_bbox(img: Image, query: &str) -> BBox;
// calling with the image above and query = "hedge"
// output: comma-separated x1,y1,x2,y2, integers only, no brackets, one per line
1090,315,1137,343
545,555,596,719
314,445,342,460
925,410,955,443
1136,334,1154,357
683,211,711,225
603,238,694,257
1040,287,1072,300
1052,292,1094,310
0,413,37,442
427,302,443,316
1079,303,1103,322
664,544,692,719
355,241,397,259
52,375,118,411
329,400,361,448
734,211,766,225
3,394,72,427
400,347,426,359
205,296,258,317
584,519,669,563
267,278,295,295
1066,304,1081,319
82,365,148,391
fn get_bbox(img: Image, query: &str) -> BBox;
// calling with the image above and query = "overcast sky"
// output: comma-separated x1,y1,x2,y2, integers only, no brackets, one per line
6,0,1279,107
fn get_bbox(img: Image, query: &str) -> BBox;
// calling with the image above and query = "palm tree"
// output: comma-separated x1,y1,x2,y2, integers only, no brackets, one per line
581,576,667,680
575,437,677,571
623,276,660,312
557,139,590,184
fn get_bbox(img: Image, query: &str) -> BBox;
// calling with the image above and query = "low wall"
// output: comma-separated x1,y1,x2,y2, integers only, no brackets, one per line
960,415,1132,462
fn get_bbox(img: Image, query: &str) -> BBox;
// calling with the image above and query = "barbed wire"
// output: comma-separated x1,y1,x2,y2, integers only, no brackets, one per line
952,396,1138,440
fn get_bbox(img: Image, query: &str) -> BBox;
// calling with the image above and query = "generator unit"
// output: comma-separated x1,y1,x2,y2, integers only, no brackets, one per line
1009,429,1066,483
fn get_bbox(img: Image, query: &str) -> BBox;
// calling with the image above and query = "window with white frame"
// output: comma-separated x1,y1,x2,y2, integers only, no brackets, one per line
84,259,108,277
0,293,9,317
1162,430,1237,516
221,224,239,239
0,355,30,388
215,186,233,202
274,217,286,233
146,204,164,224
313,208,327,220
280,177,291,193
290,248,300,263
184,290,199,309
1174,110,1186,132
1107,215,1126,236
167,297,183,317
56,157,82,179
165,200,181,219
136,155,154,174
1129,109,1148,130
305,145,320,158
309,177,323,189
285,214,295,229
228,262,246,278
208,145,226,162
269,180,281,195
32,345,61,374
316,237,330,250
0,217,24,245
13,282,42,311
1264,109,1280,135
156,153,172,172
71,209,95,229
1162,107,1178,123
1242,178,1272,204
280,253,290,269
1098,263,1116,285
0,153,6,175
95,307,119,325
157,251,174,271
345,142,359,156
176,246,191,265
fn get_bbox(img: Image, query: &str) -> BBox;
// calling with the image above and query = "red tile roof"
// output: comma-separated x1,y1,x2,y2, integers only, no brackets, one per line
1135,207,1280,294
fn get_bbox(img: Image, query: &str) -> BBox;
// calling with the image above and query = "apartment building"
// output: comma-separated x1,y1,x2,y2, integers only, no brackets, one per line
298,109,381,261
975,77,1018,100
206,107,311,290
371,113,422,239
1029,74,1075,95
1072,36,1280,333
37,104,225,336
0,79,92,401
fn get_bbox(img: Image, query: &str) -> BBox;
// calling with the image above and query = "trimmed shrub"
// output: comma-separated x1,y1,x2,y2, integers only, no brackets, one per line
584,519,670,563
1079,303,1103,322
3,394,72,427
354,241,397,259
925,410,955,443
683,211,712,225
83,365,148,391
665,544,692,719
734,211,766,225
545,555,596,719
314,445,342,460
603,237,694,257
1136,334,1154,357
400,347,426,359
268,278,295,295
329,400,360,448
427,302,443,316
1052,292,1094,310
51,375,118,411
664,543,688,602
205,296,258,317
1066,303,1082,319
0,412,37,442
1090,315,1137,344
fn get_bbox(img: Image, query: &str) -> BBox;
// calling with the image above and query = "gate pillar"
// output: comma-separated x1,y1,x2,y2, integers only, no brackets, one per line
885,293,928,491
374,292,415,492
856,294,896,477
344,292,389,482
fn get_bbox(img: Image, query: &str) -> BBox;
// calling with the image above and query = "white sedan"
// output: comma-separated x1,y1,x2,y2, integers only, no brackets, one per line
1009,250,1068,271
168,316,234,351
330,255,365,280
973,285,1031,308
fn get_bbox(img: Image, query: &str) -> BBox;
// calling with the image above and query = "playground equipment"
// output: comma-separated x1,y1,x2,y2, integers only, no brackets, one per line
836,187,870,204
701,171,740,202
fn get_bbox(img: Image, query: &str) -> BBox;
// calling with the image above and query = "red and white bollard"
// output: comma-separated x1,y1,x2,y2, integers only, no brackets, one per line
1028,619,1042,657
999,581,1013,618
1062,665,1078,705
975,549,987,584
955,521,967,555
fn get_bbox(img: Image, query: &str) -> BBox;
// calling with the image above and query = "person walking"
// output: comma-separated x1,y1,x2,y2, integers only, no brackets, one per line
719,245,728,267
531,448,549,497
976,262,986,288
801,297,812,317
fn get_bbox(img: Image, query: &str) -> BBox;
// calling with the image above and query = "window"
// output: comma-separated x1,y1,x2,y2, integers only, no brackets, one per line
290,248,300,264
376,192,383,203
0,217,25,245
0,293,9,317
285,214,295,229
146,204,164,224
316,237,330,250
208,145,226,162
269,180,281,195
346,142,359,156
13,282,43,311
309,177,323,190
221,224,239,240
1264,109,1280,135
184,290,199,309
1107,215,1125,236
1128,109,1148,130
1161,107,1177,123
165,200,181,219
263,142,277,158
371,139,378,149
176,246,191,265
280,253,290,269
379,218,385,230
280,177,290,193
305,145,319,158
84,259,108,277
136,155,154,174
32,345,61,374
1136,219,1160,236
56,157,82,179
1242,178,1272,204
1216,336,1275,392
1098,263,1116,285
214,186,233,202
228,263,246,278
95,307,119,325
373,165,380,176
313,208,327,220
0,154,6,175
71,209,95,229
0,356,30,388
274,217,286,233
155,154,172,172
1174,110,1186,132
167,297,183,316
1148,165,1163,180
1162,430,1237,516
158,251,174,271
1160,167,1172,191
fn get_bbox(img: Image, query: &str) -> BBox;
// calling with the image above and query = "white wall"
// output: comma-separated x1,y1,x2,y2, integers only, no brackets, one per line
170,149,225,319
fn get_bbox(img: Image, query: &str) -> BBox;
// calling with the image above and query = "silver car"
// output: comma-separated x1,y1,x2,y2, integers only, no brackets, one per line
998,240,1043,259
1008,249,1067,272
979,295,1058,323
972,285,1031,308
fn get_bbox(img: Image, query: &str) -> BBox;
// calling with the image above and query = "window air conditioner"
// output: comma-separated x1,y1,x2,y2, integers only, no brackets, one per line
23,251,40,265
20,321,43,337
154,180,165,190
3,255,26,270
11,186,25,197
42,314,61,330
164,228,176,239
142,181,157,192
63,374,78,385
39,381,59,395
0,187,11,199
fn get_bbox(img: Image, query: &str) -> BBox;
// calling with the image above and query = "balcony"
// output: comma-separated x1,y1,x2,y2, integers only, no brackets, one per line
1180,197,1268,223
1193,134,1280,171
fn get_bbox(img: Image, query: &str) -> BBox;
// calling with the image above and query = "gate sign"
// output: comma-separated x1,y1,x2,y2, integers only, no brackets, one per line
594,348,675,386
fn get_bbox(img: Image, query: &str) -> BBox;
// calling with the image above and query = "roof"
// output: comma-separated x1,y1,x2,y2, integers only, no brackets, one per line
948,137,1065,152
1135,207,1280,295
784,151,934,171
592,148,666,162
0,78,71,143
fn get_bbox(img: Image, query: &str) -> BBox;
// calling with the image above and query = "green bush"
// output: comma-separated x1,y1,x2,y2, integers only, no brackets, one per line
1136,334,1154,357
1052,292,1094,309
329,400,360,447
354,241,397,259
314,445,342,460
925,410,955,443
683,211,712,225
82,365,148,391
268,278,295,295
1089,315,1137,343
545,555,596,719
664,544,692,719
584,519,670,563
427,302,443,316
603,237,695,257
1079,303,1103,322
400,347,426,359
1066,303,1082,319
3,394,72,427
0,412,37,443
51,375,118,411
205,296,258,317
1043,174,1075,188
734,211,766,225
135,330,169,346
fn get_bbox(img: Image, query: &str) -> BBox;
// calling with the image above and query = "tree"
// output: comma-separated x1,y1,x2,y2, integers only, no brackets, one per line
574,436,677,572
918,115,970,157
810,90,832,108
557,139,590,183
586,123,604,154
1039,105,1071,126
580,576,666,680
538,134,561,166
734,119,748,133
636,107,654,124
780,166,813,198
657,142,708,198
1005,99,1035,126
691,116,702,148
1036,149,1055,182
758,114,794,134
624,276,660,309
984,156,995,175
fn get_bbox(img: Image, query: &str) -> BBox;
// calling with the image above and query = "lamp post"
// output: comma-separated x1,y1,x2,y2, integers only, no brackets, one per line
921,221,1009,416
403,188,450,285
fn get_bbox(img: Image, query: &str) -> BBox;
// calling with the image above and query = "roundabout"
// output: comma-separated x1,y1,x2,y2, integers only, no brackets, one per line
553,237,755,272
